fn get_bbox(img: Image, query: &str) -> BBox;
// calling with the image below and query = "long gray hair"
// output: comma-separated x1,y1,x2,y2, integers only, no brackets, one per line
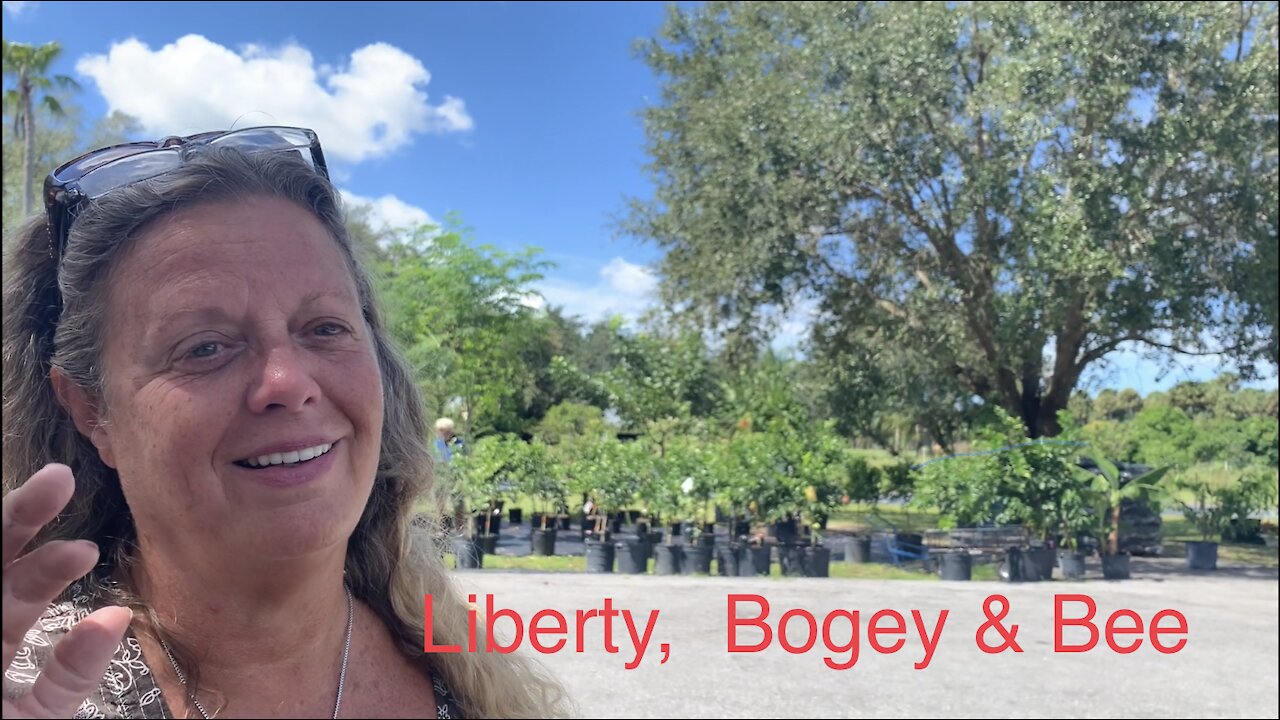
2,147,573,718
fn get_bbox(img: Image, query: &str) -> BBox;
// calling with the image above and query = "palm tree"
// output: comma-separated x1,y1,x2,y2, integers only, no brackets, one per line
2,40,80,217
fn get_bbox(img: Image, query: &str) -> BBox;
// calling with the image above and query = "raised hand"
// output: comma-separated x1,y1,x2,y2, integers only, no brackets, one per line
3,464,132,718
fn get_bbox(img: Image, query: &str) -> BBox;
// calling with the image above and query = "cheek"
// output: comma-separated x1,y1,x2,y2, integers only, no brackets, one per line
332,351,385,437
107,385,227,464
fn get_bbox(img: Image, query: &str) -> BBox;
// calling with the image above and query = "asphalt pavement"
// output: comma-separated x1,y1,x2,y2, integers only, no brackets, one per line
447,559,1279,719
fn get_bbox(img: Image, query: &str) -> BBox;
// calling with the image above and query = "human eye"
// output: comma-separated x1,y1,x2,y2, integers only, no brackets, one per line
171,335,236,371
313,321,349,337
187,341,224,359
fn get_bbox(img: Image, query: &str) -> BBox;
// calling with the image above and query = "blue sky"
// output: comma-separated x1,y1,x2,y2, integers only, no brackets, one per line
4,0,1273,396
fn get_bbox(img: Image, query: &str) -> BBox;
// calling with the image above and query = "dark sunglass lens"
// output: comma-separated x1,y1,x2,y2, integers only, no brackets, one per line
214,127,311,150
53,144,156,182
77,151,182,198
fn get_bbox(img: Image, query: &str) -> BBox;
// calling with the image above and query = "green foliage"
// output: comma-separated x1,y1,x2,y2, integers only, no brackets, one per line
1169,467,1279,542
533,401,612,446
716,352,813,434
1,91,138,239
843,456,882,506
642,435,714,541
561,434,651,536
628,1,1279,437
1080,451,1171,555
553,328,722,430
788,424,848,542
367,218,559,437
1092,389,1144,422
912,408,1088,541
1127,405,1197,467
721,430,794,525
453,435,562,532
880,461,916,505
3,39,81,218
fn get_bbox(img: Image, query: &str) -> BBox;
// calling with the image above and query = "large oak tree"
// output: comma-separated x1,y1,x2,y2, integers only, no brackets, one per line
627,1,1278,437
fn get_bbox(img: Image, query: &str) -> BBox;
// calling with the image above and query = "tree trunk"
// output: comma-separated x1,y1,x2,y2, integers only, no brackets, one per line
1108,503,1121,556
22,80,35,219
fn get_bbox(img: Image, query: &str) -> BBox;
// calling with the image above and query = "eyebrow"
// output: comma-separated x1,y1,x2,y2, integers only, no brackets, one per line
145,288,359,343
299,288,360,308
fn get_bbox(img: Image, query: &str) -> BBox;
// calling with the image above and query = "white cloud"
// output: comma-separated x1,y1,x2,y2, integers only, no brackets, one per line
537,257,659,323
74,35,472,164
600,257,658,296
520,292,546,311
2,1,36,15
339,190,435,233
537,259,820,353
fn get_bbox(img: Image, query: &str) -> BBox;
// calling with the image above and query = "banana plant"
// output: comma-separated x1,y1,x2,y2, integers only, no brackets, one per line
1083,452,1170,556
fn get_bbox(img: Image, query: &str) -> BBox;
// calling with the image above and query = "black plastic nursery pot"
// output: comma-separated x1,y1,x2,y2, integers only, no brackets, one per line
1058,551,1086,580
453,536,483,570
939,550,972,581
654,543,684,575
683,542,714,575
530,528,558,556
615,538,649,574
585,539,616,573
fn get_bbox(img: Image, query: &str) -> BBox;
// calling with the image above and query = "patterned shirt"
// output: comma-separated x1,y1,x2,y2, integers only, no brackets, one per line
4,583,466,719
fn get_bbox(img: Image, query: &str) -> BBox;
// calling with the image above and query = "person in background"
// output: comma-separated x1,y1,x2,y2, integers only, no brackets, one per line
434,417,465,464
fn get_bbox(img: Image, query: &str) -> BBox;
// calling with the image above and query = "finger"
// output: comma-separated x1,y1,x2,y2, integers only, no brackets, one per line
12,605,131,719
3,540,99,672
2,464,76,569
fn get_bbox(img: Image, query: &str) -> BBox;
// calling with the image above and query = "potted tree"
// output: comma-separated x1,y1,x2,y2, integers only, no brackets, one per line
879,461,922,556
1055,482,1099,581
662,439,717,574
516,442,565,558
447,435,515,569
581,438,649,573
645,439,706,576
913,411,1088,581
727,430,795,576
1170,468,1276,571
1083,452,1170,580
708,440,757,576
842,456,881,564
788,425,845,577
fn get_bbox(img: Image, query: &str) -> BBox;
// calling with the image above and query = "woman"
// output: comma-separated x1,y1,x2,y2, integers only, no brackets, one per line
2,128,573,718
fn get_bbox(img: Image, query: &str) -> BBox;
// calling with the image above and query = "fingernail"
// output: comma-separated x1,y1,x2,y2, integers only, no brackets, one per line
76,540,100,555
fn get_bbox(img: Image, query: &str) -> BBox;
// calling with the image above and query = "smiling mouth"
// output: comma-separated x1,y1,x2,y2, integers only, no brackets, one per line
234,442,336,469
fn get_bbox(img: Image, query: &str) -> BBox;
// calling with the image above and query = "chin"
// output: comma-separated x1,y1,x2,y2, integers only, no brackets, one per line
247,502,366,560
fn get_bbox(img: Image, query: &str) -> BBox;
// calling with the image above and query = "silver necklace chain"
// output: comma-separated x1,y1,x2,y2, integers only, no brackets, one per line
158,583,354,720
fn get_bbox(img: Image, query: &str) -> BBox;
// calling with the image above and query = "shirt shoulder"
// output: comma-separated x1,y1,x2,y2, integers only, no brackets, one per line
432,667,468,719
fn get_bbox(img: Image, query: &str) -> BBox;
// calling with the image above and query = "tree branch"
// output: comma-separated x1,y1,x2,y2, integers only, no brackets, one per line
1074,332,1248,377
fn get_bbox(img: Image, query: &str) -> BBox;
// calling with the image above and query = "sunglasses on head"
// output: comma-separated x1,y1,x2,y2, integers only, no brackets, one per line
43,126,329,259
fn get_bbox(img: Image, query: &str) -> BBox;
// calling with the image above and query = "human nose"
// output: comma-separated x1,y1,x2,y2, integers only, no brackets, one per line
246,342,321,414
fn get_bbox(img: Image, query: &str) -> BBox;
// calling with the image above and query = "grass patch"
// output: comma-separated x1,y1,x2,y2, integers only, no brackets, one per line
826,504,940,534
970,563,1001,581
826,562,937,581
1158,515,1279,568
445,553,586,572
444,550,1014,581
848,448,901,468
1215,543,1279,567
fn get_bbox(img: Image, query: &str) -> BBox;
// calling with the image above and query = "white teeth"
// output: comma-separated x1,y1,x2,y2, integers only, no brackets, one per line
245,443,332,468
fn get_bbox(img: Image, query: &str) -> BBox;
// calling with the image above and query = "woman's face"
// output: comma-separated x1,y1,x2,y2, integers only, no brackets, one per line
90,196,384,564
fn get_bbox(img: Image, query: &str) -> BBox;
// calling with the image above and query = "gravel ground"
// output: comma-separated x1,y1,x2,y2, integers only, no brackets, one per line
447,562,1279,719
